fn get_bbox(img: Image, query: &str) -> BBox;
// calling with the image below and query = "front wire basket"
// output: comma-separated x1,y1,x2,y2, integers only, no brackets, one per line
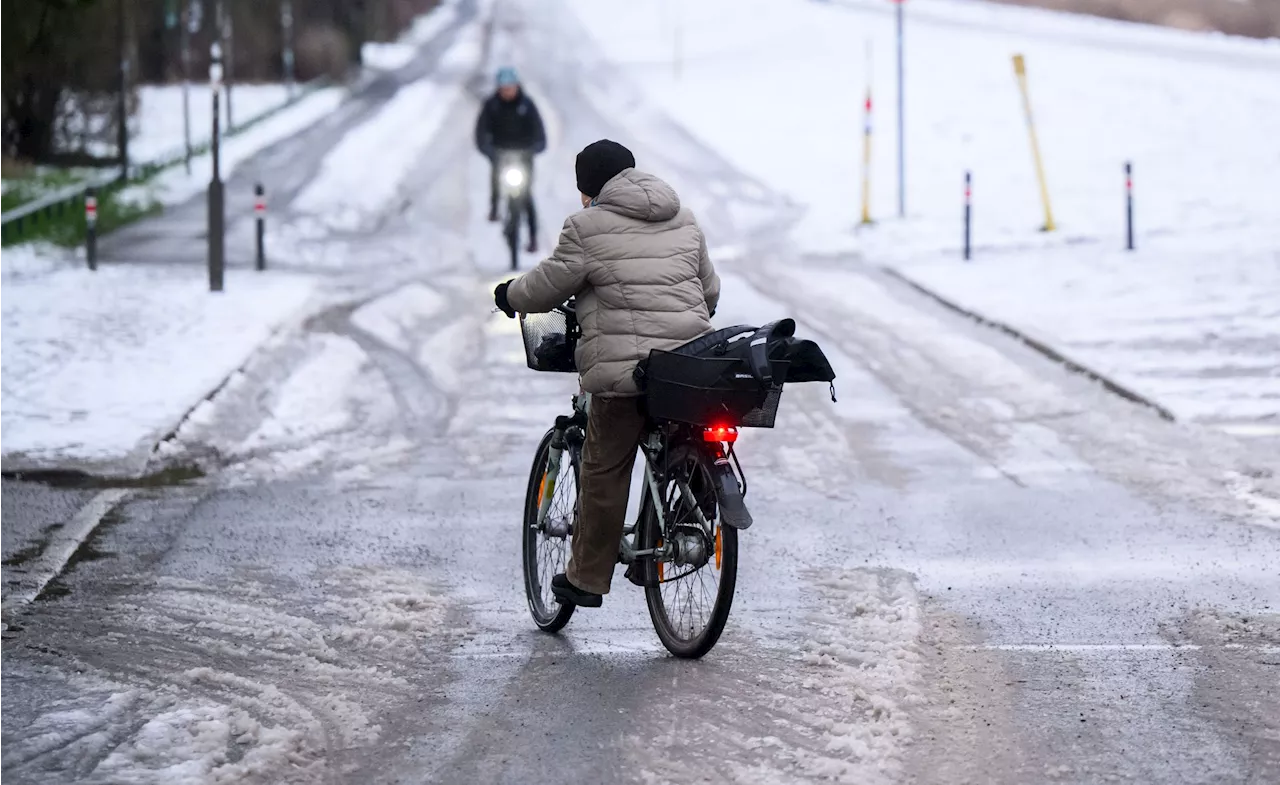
519,309,579,373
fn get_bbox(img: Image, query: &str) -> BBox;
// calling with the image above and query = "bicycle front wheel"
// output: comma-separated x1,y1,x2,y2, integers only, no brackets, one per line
639,444,738,658
506,197,521,271
522,428,577,632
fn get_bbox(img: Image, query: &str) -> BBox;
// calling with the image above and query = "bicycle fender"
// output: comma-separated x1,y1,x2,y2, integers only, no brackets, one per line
712,461,753,530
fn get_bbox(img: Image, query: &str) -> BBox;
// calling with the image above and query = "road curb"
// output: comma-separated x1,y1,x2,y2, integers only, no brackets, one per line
882,267,1177,422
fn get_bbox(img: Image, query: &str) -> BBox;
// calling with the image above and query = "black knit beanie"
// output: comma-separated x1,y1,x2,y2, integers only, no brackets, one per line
575,140,636,198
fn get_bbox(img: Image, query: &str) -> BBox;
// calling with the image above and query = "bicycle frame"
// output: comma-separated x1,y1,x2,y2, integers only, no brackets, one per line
533,393,728,568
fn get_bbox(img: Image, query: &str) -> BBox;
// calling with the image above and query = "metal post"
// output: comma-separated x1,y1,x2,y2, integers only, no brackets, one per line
895,0,905,219
963,171,972,261
181,0,193,173
86,189,99,271
223,1,234,129
1125,161,1134,251
117,0,130,180
254,183,266,270
282,0,295,97
208,41,225,292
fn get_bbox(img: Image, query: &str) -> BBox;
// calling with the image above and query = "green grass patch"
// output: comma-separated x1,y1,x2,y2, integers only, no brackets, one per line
1,167,96,212
1,179,160,247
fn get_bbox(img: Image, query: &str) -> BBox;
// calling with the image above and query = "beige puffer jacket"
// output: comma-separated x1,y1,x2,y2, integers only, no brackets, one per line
507,169,720,397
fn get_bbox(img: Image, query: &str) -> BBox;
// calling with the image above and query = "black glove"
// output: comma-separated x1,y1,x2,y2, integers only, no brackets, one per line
494,281,516,318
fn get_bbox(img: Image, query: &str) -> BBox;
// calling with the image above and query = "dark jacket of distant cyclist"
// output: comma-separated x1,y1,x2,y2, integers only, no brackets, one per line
474,89,547,158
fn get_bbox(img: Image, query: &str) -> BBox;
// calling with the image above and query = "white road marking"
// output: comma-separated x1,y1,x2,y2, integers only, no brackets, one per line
2,488,133,614
972,643,1280,654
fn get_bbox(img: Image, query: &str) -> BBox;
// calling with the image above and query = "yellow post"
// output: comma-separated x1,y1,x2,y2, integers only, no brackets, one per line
860,41,874,225
1012,54,1056,232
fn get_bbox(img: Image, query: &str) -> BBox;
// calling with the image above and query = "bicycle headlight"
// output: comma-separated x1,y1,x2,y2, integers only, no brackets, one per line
503,167,525,188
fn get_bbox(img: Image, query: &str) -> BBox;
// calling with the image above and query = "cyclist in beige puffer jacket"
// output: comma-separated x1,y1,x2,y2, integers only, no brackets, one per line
494,139,721,606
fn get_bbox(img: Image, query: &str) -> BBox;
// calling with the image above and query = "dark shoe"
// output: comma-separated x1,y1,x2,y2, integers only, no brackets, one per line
551,573,602,607
488,205,499,222
525,238,537,253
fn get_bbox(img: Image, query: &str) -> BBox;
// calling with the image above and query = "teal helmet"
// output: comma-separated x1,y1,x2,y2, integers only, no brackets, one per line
496,67,519,87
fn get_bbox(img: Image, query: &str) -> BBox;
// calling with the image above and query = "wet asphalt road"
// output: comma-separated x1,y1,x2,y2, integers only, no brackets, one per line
3,1,1279,783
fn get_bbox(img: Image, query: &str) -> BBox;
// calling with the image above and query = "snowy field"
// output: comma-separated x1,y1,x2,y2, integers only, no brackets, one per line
565,0,1280,428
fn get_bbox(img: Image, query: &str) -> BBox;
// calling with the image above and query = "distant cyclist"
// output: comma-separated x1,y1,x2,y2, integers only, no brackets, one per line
475,67,547,252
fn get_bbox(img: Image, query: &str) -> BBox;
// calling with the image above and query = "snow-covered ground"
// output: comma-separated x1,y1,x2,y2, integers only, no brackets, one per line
123,86,347,209
900,232,1280,429
292,80,462,232
1,264,315,472
1,85,342,470
0,0,472,473
564,0,1280,428
362,0,461,71
130,83,298,165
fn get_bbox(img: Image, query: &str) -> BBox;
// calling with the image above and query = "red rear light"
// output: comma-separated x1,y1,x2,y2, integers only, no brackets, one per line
703,426,738,443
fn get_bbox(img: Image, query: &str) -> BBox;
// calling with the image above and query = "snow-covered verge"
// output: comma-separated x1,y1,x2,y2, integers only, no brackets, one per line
898,231,1280,429
362,0,463,70
130,83,298,165
119,86,346,210
564,0,1280,428
1,265,315,473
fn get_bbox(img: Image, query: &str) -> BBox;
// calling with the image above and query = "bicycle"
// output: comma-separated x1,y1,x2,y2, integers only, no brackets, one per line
518,303,789,659
496,150,532,271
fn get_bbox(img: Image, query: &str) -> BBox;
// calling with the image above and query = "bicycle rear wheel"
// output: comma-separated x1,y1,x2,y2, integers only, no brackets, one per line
522,428,577,632
639,444,738,658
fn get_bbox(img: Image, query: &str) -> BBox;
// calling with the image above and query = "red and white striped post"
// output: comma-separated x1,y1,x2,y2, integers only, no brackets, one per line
963,171,972,261
1125,162,1134,251
254,182,266,271
85,188,99,271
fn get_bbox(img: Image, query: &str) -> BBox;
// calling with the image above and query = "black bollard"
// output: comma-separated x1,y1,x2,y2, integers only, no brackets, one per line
85,188,99,271
254,183,266,271
963,171,972,261
1125,162,1134,251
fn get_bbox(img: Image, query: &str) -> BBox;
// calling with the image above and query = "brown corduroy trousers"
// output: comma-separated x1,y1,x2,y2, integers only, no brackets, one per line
566,396,647,595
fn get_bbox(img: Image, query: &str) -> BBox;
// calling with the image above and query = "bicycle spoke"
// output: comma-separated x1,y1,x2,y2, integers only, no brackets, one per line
650,450,728,645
